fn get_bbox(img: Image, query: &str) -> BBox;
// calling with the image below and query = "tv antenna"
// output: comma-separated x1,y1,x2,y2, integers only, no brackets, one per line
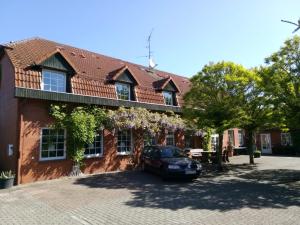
146,29,158,69
281,18,300,33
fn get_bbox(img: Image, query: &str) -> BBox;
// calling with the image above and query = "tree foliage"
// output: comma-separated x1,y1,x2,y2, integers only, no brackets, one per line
264,35,300,130
184,61,279,164
184,62,250,167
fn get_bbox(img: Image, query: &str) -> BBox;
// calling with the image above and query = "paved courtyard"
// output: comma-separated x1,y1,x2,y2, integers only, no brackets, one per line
0,155,299,225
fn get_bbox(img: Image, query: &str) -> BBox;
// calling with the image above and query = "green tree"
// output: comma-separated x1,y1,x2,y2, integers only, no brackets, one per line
50,105,107,175
226,67,278,163
184,62,247,168
264,36,300,146
202,128,213,151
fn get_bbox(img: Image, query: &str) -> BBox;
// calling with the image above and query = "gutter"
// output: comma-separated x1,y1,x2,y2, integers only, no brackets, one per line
15,87,182,113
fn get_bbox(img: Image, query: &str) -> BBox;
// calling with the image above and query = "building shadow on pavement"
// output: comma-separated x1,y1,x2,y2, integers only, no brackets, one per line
74,167,300,212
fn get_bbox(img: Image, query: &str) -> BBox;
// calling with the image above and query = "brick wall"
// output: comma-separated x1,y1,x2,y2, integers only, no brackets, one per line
0,54,19,179
17,99,188,184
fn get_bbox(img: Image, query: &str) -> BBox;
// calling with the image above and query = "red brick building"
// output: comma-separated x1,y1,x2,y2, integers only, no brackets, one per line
0,38,245,184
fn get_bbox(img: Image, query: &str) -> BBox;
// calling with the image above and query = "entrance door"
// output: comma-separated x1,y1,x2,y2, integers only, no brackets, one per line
260,133,272,154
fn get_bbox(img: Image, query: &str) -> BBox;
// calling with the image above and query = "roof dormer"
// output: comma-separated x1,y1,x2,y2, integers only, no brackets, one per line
108,65,139,101
33,50,77,93
153,77,180,106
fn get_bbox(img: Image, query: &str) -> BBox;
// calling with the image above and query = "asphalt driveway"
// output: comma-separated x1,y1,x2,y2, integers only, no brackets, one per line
0,155,299,225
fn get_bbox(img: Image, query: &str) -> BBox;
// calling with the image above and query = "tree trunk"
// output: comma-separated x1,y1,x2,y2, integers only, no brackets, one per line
217,132,224,170
247,130,255,164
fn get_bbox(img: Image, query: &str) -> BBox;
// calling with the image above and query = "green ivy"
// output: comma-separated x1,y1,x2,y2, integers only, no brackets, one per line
50,105,107,166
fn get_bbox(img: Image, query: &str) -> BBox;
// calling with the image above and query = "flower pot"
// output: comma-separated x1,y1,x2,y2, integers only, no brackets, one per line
0,178,14,189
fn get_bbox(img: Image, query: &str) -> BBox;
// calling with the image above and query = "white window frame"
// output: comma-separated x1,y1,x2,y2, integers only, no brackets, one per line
84,131,104,158
115,82,131,101
228,129,235,146
238,130,244,146
166,131,175,146
162,91,174,106
41,69,67,93
117,129,133,155
281,132,292,146
39,128,66,161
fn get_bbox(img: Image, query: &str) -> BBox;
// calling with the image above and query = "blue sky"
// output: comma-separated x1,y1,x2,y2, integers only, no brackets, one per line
1,0,299,77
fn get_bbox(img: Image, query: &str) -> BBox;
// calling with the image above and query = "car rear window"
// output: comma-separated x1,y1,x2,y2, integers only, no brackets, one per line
160,147,185,158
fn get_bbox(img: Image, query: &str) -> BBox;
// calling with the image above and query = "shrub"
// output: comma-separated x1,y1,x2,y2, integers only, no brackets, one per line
0,171,15,179
272,146,297,156
254,150,261,158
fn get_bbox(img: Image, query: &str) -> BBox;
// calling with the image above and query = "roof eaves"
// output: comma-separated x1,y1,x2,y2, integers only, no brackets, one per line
32,49,79,74
108,65,140,85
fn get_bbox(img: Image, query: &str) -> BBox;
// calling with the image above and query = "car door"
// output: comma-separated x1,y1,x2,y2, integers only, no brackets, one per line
143,146,152,169
149,148,163,173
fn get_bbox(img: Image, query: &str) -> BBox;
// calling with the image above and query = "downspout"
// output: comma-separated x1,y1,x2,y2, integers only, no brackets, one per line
16,98,24,185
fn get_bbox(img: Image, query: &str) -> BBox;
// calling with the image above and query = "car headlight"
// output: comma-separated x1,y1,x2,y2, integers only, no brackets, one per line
168,164,180,169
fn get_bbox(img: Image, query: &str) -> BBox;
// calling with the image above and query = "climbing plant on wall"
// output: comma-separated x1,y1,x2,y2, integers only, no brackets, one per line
50,104,108,175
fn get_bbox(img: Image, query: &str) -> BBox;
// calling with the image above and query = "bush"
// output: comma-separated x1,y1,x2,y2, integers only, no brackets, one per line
254,150,261,158
0,171,15,179
272,146,297,156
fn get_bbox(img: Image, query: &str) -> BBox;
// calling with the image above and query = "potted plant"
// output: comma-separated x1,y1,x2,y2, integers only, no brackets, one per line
0,170,15,189
254,150,261,158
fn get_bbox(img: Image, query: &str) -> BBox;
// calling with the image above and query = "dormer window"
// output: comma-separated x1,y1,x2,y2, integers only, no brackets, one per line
109,66,138,101
41,70,66,93
116,82,131,100
163,91,174,105
154,77,179,106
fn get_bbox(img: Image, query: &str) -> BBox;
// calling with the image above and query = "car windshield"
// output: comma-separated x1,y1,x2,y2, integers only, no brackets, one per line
160,147,185,158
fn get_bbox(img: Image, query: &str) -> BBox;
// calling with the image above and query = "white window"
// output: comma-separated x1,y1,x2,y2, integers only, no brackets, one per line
116,82,131,100
144,134,157,146
84,132,103,158
281,133,292,146
42,70,66,92
166,132,175,146
40,128,66,161
163,91,174,106
211,134,219,151
238,130,244,146
117,129,132,155
228,130,235,146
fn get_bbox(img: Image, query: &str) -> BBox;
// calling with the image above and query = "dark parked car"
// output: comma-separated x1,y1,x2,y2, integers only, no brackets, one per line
141,145,202,180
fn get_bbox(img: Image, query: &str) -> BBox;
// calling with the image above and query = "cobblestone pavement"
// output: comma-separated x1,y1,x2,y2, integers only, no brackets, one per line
0,156,299,225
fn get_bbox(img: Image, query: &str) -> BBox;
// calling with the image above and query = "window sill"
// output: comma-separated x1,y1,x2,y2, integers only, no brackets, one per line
116,98,136,102
39,157,66,162
116,152,132,156
41,89,67,94
84,155,103,159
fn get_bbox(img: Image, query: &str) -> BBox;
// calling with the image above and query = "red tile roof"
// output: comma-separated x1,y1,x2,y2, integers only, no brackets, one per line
153,76,180,92
4,37,191,106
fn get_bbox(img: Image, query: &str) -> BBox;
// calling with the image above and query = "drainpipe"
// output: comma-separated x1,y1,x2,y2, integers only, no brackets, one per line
16,99,24,185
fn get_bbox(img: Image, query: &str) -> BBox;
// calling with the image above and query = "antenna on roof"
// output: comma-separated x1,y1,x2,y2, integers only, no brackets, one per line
281,18,300,33
146,29,158,70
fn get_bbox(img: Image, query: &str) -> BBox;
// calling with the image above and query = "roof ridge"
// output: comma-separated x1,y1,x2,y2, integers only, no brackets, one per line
4,37,42,47
17,37,189,80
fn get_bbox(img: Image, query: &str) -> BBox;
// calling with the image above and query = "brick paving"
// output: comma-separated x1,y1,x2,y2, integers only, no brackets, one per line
0,155,299,225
